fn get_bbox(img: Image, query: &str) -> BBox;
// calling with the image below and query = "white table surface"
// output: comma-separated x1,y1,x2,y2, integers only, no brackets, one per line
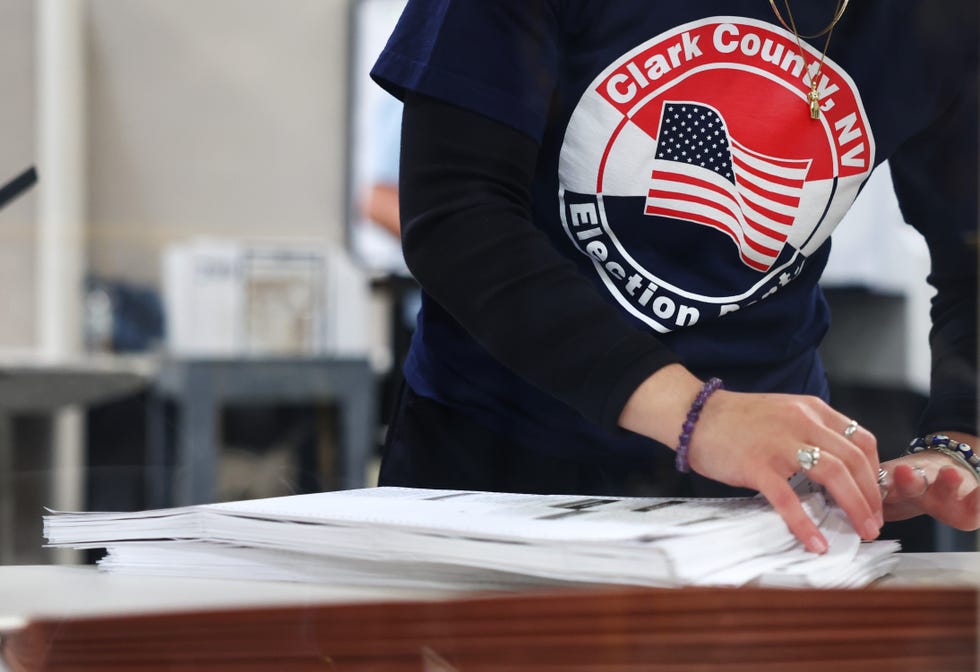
1,553,977,633
0,351,156,411
0,554,977,672
0,564,463,634
876,551,980,587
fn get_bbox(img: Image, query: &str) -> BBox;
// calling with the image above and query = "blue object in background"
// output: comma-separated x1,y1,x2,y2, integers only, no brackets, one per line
85,276,165,353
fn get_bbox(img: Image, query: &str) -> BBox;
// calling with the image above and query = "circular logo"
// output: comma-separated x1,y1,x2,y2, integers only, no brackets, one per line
558,17,874,333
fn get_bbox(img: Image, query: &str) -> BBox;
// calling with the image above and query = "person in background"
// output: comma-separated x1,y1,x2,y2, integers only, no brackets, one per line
361,94,404,241
370,0,979,553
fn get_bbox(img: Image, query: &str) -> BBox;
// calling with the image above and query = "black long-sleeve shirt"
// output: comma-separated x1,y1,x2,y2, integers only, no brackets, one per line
374,1,978,477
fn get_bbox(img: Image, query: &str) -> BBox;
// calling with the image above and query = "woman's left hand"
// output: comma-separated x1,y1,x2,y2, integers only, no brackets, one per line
881,431,979,531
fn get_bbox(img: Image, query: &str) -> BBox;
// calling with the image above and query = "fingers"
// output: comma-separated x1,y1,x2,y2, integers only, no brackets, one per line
808,424,882,523
934,464,965,490
758,476,828,554
846,423,879,472
884,460,979,530
881,462,929,522
797,402,883,529
950,487,980,530
919,466,979,530
890,462,929,500
921,465,965,511
810,404,880,482
799,449,881,540
684,391,888,545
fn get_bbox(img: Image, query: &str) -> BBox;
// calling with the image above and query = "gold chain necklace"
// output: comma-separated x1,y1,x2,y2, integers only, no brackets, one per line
768,0,849,119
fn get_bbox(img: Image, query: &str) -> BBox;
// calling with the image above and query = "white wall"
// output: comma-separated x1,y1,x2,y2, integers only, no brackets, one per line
86,0,350,285
0,0,37,347
0,0,352,348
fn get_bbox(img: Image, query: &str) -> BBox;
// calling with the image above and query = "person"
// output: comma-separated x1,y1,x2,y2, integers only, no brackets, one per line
360,93,404,242
369,0,979,553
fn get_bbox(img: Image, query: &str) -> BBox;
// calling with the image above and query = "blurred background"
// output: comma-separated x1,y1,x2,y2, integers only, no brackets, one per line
0,0,972,567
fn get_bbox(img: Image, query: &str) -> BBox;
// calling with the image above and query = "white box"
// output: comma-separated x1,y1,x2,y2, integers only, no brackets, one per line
163,238,369,358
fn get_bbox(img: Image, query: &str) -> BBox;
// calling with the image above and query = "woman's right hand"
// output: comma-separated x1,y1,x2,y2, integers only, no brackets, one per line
619,364,883,553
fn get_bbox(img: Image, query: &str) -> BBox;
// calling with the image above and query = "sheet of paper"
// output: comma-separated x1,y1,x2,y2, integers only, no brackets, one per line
44,487,900,589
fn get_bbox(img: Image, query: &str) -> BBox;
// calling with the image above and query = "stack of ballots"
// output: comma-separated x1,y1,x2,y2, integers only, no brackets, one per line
44,486,899,590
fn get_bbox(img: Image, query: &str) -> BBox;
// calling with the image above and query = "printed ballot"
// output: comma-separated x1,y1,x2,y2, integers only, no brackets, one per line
44,487,899,590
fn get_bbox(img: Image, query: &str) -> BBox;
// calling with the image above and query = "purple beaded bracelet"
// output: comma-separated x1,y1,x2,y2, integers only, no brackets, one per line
675,377,724,473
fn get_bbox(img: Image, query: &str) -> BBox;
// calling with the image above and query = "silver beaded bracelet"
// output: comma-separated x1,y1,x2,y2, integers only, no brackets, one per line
906,434,980,482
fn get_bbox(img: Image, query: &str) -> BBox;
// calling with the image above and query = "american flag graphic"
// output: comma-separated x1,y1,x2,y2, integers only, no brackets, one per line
645,102,812,272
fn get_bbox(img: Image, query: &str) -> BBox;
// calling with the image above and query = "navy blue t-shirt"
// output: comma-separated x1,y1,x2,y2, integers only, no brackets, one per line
372,1,978,467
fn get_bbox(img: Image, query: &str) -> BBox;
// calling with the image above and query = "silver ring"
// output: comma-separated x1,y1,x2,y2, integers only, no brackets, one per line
797,446,821,471
877,467,889,499
910,466,929,497
844,420,859,439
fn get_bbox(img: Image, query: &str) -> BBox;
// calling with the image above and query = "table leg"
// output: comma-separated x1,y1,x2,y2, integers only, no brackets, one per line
338,365,375,490
0,414,13,565
174,369,217,506
145,391,167,509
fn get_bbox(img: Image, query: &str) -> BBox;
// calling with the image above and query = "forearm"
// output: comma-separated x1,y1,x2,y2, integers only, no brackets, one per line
363,183,401,238
889,70,977,438
618,364,704,445
399,93,680,429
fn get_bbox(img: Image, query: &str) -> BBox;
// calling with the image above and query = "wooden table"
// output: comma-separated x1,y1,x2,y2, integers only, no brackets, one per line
1,553,977,671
